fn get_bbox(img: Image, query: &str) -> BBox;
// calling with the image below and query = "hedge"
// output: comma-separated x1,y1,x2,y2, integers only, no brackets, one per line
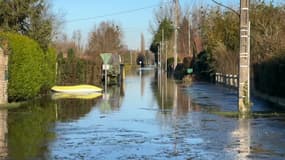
0,32,56,101
253,55,285,98
40,47,57,93
57,49,102,85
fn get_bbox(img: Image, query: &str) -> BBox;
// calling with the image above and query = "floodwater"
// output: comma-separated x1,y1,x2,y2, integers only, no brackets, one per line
1,68,285,159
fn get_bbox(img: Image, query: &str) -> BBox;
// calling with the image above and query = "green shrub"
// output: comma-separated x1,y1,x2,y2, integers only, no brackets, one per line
193,51,215,81
40,47,57,93
0,32,56,101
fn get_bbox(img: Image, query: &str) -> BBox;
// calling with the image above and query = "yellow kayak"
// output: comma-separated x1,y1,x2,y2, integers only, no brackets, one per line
52,92,103,100
51,85,103,93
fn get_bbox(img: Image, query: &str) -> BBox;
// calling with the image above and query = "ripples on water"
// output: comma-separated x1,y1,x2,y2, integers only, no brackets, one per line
3,69,285,160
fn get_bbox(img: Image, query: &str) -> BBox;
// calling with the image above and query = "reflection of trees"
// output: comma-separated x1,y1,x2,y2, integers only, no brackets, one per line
56,99,99,121
109,85,123,110
152,69,193,115
176,85,192,116
151,70,173,110
100,85,124,113
8,98,56,160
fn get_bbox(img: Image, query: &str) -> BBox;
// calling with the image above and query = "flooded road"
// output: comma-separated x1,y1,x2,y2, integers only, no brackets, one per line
2,68,285,159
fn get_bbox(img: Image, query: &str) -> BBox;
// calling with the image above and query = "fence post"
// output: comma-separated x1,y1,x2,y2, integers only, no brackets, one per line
226,74,230,86
230,74,233,87
234,74,237,88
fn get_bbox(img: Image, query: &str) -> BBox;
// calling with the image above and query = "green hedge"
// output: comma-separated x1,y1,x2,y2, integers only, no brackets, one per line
0,32,56,101
57,49,102,85
40,47,57,93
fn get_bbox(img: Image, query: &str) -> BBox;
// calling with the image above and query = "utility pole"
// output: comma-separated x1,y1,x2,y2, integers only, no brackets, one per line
162,28,165,71
188,15,191,56
238,0,250,113
159,42,161,69
173,0,178,69
165,41,168,71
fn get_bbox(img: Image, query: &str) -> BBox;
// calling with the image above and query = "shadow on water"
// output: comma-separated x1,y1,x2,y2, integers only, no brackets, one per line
2,68,285,159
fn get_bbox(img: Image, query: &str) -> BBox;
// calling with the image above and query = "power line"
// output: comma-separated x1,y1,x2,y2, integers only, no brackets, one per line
211,0,239,16
66,1,172,23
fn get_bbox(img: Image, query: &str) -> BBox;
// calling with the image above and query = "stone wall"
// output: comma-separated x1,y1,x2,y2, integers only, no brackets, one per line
0,47,8,104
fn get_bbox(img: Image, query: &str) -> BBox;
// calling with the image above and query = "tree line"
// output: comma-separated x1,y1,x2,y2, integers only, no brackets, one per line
149,0,285,97
149,2,198,79
198,1,285,97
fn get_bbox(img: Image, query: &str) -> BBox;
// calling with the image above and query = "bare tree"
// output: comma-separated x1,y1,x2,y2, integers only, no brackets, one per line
72,30,83,54
178,16,190,55
87,21,123,56
149,1,174,35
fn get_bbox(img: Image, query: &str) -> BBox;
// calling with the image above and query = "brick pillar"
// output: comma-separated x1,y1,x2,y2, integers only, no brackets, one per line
0,47,8,104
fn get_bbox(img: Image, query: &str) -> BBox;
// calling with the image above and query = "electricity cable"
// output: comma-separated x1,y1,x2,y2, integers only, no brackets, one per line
66,1,172,23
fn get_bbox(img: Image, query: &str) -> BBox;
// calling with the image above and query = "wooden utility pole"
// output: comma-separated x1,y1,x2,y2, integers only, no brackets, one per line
188,15,191,56
162,28,165,71
238,0,250,113
173,0,178,69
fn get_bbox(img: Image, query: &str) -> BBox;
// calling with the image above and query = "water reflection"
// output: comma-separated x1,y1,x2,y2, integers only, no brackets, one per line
55,98,99,121
100,84,125,113
8,99,56,160
139,69,145,97
152,70,173,110
52,92,102,100
154,69,192,115
3,68,285,159
0,109,7,159
154,69,195,155
231,117,251,159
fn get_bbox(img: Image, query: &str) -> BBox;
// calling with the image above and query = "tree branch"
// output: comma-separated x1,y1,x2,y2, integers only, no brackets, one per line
211,0,240,17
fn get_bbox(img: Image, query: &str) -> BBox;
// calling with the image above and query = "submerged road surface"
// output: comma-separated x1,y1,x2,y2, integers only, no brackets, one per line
4,68,285,160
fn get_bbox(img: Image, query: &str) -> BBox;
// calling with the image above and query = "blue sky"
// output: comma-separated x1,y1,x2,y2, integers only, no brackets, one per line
51,0,218,50
51,0,274,50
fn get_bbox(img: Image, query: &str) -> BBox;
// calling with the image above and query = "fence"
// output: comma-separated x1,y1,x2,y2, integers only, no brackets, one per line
215,73,238,88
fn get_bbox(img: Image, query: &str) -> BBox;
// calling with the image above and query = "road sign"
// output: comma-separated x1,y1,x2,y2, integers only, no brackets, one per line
102,64,110,70
187,68,193,74
100,53,112,64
